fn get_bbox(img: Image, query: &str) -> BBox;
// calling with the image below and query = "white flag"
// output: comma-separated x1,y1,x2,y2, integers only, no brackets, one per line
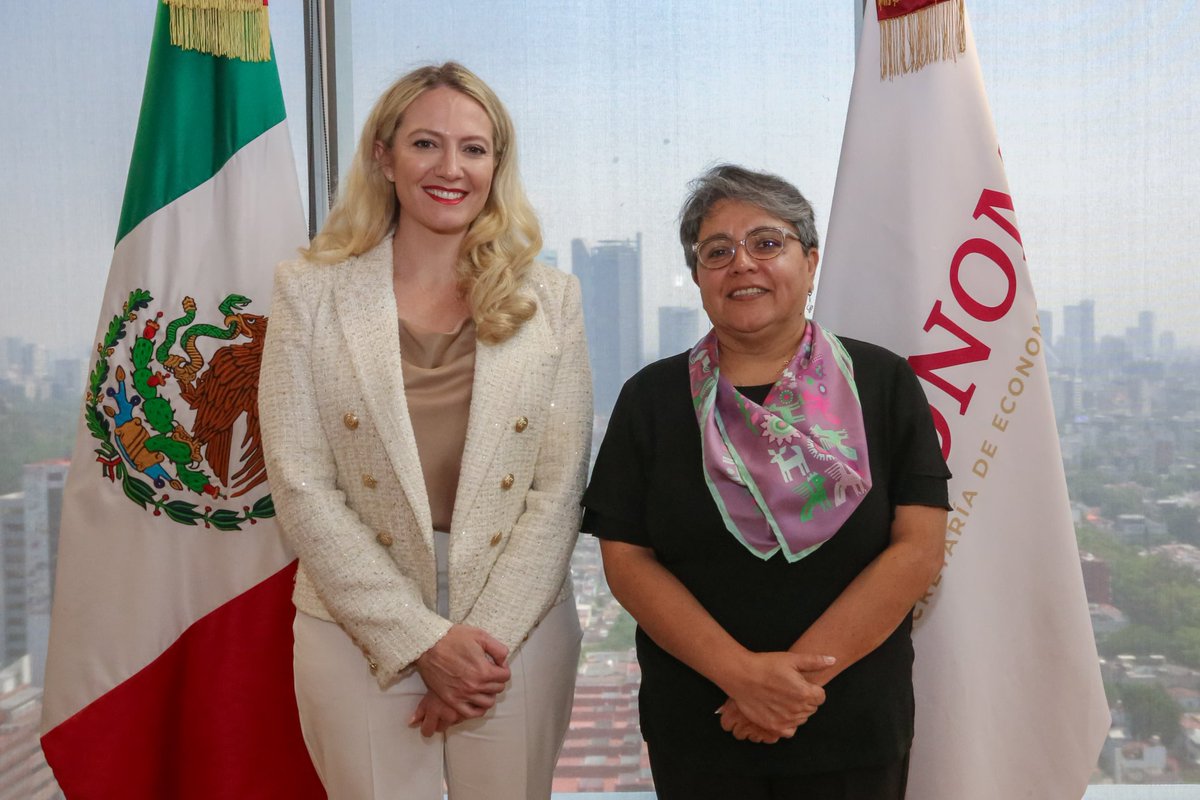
815,2,1109,797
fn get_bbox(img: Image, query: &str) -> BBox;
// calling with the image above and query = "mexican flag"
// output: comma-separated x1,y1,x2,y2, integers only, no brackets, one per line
41,3,324,797
815,1,1109,797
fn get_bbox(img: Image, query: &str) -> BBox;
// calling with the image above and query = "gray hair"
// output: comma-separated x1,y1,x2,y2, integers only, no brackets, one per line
678,164,819,274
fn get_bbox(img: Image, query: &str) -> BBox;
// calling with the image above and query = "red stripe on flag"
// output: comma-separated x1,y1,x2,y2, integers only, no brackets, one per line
876,0,951,21
42,562,325,800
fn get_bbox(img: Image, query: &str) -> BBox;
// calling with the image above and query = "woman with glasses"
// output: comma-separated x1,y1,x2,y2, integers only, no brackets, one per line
582,164,950,799
259,63,591,799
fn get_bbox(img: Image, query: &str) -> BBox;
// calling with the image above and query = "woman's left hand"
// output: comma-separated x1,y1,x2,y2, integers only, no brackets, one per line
409,691,462,737
717,698,797,744
415,624,511,718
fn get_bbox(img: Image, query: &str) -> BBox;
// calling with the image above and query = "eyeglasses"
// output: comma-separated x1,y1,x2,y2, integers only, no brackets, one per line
691,227,801,270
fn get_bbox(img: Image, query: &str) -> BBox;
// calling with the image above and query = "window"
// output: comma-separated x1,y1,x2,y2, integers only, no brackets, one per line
2,0,1197,794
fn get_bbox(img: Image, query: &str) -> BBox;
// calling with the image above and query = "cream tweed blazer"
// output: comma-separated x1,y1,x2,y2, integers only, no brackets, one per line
259,235,592,688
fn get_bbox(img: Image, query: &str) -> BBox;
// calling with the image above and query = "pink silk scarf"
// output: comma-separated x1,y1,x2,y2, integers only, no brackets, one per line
688,322,872,561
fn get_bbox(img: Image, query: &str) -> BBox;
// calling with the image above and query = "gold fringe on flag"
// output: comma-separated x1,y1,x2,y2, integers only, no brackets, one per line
163,0,272,63
878,0,965,80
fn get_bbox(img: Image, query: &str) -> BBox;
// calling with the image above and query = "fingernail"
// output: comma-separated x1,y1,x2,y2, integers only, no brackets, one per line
714,707,723,715
822,655,836,665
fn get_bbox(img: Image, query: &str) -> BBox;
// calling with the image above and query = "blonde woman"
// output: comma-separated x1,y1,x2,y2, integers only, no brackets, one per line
259,62,591,799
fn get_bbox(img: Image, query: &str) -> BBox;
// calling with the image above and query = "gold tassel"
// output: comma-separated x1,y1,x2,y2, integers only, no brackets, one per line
163,0,272,63
878,0,965,80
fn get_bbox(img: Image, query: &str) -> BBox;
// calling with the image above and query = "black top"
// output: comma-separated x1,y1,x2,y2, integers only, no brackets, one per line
582,337,950,776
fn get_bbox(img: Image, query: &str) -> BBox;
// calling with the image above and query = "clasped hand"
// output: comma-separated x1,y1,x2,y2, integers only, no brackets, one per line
718,651,832,744
409,624,510,737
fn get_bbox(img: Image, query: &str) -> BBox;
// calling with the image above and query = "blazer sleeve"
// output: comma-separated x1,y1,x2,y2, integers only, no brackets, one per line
461,274,593,652
259,260,451,687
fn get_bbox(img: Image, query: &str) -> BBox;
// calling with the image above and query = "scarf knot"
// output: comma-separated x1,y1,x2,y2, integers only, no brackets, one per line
688,322,872,561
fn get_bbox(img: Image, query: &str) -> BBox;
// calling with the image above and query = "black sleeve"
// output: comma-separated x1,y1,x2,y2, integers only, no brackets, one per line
581,374,653,546
889,356,952,509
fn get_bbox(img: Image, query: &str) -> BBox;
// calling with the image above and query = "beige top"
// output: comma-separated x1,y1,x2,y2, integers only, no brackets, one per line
399,316,476,532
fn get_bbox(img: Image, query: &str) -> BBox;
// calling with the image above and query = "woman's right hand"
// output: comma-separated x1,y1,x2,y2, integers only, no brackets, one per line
720,651,832,737
409,691,461,737
415,624,512,718
717,699,789,744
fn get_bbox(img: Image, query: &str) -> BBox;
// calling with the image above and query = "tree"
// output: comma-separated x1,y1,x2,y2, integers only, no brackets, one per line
1115,683,1181,743
1076,524,1126,562
1101,484,1146,522
1068,470,1106,507
1170,626,1200,669
1162,504,1200,545
0,396,79,492
1099,625,1170,658
1077,524,1200,669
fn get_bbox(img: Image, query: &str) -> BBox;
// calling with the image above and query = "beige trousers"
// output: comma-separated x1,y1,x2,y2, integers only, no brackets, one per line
293,598,581,800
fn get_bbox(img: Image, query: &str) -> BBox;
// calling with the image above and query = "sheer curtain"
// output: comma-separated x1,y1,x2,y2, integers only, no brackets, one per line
2,0,1198,793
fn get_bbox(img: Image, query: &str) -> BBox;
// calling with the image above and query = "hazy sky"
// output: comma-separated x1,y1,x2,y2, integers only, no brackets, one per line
2,1,1197,357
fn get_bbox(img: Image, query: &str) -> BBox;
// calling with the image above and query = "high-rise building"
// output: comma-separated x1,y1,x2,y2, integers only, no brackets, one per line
48,357,86,403
657,306,699,360
1099,335,1128,370
1061,299,1095,375
572,236,643,416
1159,330,1176,362
0,494,26,667
18,342,47,381
0,461,68,686
0,338,22,379
1131,310,1155,361
1079,551,1112,605
1037,308,1053,359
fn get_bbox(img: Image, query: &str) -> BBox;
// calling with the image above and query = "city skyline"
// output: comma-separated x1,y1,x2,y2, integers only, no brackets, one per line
1,282,1198,788
2,2,1198,360
0,298,1186,371
0,293,1189,388
2,3,1198,791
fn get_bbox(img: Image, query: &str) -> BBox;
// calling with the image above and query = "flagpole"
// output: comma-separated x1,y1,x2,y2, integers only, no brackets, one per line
853,0,865,52
303,0,346,237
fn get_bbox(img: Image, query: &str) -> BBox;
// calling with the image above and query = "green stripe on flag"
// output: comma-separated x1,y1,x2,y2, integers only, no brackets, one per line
117,2,288,244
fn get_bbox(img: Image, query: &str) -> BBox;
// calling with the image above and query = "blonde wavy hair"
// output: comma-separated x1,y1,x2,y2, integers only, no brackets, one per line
303,62,540,344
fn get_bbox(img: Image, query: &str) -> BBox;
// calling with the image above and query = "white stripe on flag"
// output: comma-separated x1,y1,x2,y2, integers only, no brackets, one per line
43,120,305,731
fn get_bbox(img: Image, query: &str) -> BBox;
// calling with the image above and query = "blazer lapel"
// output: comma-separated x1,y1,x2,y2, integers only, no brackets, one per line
450,309,543,533
334,235,434,537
